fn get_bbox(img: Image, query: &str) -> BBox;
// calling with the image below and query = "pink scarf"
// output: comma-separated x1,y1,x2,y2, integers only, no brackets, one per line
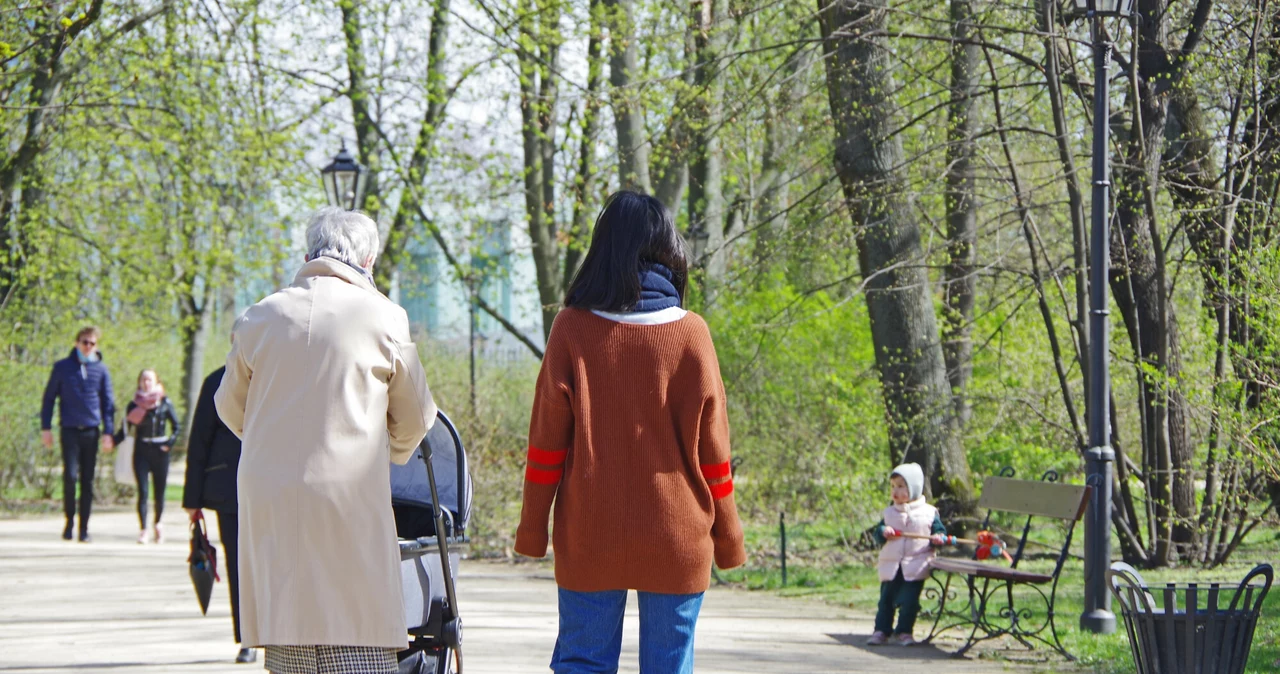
127,387,164,425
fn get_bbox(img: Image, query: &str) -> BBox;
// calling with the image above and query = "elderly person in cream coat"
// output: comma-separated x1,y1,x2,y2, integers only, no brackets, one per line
215,207,437,674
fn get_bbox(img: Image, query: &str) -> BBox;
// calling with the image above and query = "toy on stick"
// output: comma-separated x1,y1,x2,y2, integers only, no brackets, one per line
890,529,1014,563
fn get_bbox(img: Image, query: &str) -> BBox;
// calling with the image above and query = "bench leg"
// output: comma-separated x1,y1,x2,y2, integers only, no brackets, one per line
953,576,989,657
922,573,949,643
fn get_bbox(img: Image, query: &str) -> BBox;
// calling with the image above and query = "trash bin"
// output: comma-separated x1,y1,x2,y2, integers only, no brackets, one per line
1109,561,1273,674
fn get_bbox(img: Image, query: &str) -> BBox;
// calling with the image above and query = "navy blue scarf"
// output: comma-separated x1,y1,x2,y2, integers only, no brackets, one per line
634,263,681,312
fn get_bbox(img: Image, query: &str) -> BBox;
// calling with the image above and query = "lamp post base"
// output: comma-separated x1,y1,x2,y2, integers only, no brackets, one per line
1081,609,1117,634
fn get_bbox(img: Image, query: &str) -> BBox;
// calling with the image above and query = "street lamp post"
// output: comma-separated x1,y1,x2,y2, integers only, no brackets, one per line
319,141,368,211
1070,0,1132,636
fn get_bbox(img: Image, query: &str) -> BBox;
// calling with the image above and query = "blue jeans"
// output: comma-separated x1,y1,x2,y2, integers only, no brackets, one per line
550,588,704,674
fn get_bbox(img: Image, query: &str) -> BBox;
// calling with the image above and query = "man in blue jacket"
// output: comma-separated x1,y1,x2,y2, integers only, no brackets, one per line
41,326,115,542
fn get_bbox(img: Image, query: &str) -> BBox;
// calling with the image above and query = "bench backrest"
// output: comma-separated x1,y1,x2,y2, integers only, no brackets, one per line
977,473,1091,573
978,476,1090,521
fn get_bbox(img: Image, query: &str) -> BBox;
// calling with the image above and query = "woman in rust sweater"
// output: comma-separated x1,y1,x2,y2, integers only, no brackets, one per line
515,191,746,673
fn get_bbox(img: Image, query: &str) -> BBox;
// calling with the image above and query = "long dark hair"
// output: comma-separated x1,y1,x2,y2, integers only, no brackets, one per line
564,191,688,311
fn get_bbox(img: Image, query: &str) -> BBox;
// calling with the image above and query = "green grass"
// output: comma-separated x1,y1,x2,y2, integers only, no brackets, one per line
2,475,187,515
720,520,1280,673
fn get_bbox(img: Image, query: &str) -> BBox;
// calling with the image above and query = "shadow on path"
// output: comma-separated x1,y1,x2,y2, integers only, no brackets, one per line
826,632,965,661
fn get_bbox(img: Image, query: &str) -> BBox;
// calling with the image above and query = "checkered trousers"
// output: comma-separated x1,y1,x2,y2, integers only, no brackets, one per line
263,645,399,674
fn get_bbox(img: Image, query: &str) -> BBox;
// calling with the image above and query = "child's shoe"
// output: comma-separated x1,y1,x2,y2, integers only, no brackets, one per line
866,631,888,646
894,632,916,646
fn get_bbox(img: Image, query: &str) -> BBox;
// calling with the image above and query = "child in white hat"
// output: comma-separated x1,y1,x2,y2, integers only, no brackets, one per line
866,462,947,646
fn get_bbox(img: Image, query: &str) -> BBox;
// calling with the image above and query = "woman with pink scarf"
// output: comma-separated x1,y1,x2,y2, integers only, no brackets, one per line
122,369,180,544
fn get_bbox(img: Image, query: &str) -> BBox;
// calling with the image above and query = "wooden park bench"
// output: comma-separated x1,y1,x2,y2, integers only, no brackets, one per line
921,468,1091,660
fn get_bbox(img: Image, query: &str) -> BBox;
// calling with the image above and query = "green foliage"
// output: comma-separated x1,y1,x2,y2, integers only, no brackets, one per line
708,274,889,525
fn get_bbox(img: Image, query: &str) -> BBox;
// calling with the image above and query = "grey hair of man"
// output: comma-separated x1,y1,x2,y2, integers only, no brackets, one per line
305,207,380,270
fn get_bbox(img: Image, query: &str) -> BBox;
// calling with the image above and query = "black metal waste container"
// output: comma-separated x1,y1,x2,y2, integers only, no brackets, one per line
1109,562,1272,674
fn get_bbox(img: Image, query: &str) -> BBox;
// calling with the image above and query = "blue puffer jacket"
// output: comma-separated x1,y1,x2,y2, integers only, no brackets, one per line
40,349,115,436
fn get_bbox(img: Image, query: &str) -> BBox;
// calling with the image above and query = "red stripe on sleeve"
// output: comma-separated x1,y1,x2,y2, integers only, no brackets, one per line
709,479,734,500
527,446,568,466
525,465,564,485
700,461,732,481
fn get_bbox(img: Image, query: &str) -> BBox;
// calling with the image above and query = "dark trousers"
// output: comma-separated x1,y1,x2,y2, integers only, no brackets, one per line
60,428,99,529
875,569,925,635
216,510,242,644
133,441,171,527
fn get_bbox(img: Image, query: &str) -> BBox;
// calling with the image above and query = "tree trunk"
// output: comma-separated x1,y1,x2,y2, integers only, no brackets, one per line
0,13,68,302
518,0,564,340
941,0,979,428
1111,0,1200,564
564,0,605,288
342,0,381,219
604,0,652,193
178,283,215,450
753,48,811,272
689,0,728,286
817,0,974,511
371,0,451,293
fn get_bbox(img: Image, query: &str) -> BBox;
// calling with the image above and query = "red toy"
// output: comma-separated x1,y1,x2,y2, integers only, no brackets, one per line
896,529,1014,563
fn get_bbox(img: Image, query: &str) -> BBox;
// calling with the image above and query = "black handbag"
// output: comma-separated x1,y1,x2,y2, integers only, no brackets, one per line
188,511,220,614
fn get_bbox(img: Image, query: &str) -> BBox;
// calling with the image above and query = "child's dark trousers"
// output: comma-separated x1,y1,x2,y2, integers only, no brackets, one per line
875,568,925,634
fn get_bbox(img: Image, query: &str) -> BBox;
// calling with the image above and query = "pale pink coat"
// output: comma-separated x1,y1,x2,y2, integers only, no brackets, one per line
877,497,938,581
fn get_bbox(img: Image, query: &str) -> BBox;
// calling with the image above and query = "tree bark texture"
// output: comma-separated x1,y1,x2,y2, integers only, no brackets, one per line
941,0,979,429
372,0,451,293
1112,0,1197,563
564,0,606,289
817,0,974,510
341,0,382,219
178,282,215,449
604,0,652,194
689,0,728,285
518,0,564,340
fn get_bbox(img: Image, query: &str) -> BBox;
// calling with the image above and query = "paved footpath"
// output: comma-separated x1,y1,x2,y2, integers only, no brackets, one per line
0,508,1056,673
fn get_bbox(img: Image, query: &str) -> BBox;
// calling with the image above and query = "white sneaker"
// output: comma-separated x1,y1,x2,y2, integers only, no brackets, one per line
153,522,164,544
894,632,916,646
866,631,888,646
137,529,149,544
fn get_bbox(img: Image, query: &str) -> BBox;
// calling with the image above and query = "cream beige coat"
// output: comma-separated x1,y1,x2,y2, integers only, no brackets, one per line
215,257,436,649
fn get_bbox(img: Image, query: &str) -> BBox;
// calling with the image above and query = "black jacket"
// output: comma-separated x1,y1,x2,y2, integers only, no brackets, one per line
122,397,180,447
182,367,242,513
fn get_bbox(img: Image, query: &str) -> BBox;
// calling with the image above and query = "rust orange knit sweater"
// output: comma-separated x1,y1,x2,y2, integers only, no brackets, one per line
514,308,747,593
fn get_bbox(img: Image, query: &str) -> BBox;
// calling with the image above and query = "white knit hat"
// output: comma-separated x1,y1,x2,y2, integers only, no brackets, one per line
890,462,925,501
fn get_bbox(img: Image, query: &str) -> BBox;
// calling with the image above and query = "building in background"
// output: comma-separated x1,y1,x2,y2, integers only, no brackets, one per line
233,215,543,362
391,217,542,360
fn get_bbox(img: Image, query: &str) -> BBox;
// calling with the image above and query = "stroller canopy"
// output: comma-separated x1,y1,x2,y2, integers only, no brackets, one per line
390,410,472,535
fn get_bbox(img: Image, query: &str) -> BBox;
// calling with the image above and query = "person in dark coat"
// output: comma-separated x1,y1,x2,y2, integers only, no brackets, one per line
40,326,115,543
120,369,180,544
182,364,255,665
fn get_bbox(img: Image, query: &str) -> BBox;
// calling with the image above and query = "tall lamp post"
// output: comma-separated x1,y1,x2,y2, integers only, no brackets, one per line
1070,0,1133,635
319,141,368,211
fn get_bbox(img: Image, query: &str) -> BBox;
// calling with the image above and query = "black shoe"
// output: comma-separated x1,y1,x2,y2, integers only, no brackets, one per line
235,648,256,664
62,522,73,541
78,531,91,543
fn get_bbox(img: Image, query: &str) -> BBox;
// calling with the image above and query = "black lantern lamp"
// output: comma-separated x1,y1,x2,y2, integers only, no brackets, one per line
319,141,368,211
1071,0,1134,17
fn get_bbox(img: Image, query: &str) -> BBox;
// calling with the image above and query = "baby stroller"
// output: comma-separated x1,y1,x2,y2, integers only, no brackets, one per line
392,410,472,674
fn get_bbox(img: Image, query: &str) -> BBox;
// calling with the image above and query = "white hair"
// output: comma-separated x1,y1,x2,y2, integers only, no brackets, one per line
305,207,380,269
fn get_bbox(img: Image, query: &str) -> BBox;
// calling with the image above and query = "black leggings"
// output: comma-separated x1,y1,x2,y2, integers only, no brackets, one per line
133,441,171,528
